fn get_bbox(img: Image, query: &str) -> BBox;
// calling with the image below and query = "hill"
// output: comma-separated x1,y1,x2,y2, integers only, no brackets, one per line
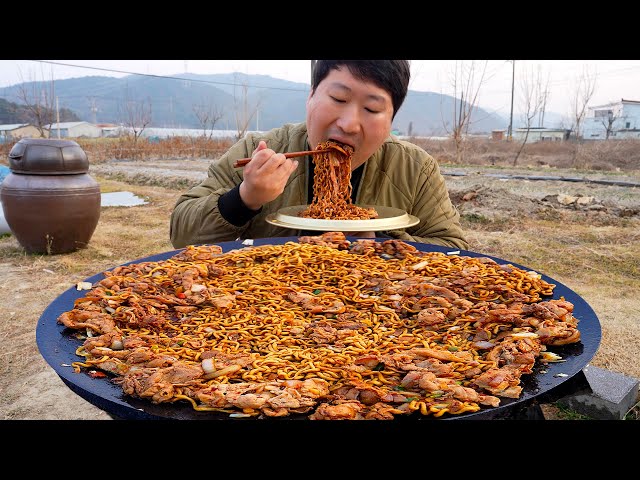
0,73,508,135
0,97,80,125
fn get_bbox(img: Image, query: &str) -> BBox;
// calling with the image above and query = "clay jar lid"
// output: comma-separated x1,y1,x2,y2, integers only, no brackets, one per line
8,138,89,175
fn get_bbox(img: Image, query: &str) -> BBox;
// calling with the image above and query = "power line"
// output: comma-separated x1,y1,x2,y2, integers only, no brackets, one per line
29,60,457,100
32,60,310,93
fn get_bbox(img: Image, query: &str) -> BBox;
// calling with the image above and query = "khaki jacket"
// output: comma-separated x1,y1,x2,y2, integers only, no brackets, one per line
170,122,468,249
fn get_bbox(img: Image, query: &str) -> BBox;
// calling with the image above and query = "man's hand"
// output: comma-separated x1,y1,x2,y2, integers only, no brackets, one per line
239,141,299,210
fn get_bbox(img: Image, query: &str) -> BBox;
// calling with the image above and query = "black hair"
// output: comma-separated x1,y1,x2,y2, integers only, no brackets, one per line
311,60,410,119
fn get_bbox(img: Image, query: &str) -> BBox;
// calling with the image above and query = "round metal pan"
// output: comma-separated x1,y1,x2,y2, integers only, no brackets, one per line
266,205,420,232
36,237,601,420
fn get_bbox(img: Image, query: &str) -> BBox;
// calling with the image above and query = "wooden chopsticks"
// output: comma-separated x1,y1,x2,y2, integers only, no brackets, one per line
232,148,331,168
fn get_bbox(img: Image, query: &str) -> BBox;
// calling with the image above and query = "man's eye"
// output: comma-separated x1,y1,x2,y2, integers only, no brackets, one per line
330,96,346,103
365,108,381,114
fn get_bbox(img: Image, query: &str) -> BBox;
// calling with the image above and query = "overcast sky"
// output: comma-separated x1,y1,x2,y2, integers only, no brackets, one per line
1,59,639,120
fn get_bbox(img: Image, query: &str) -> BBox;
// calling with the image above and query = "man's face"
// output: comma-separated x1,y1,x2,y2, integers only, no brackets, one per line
306,66,394,169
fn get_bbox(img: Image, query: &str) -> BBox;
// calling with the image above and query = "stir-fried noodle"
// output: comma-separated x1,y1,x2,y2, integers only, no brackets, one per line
299,141,378,220
58,232,580,420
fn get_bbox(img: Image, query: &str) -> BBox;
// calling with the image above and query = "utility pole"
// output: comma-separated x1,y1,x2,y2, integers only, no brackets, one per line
56,96,61,139
508,60,515,141
539,88,547,128
88,97,98,124
169,96,173,128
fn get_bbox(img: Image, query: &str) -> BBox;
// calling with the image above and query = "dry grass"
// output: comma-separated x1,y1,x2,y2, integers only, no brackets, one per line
410,136,640,171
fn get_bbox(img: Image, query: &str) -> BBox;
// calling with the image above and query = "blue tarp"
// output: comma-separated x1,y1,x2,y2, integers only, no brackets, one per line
0,165,9,183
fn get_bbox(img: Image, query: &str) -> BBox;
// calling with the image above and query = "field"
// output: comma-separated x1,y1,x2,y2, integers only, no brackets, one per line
1,136,639,420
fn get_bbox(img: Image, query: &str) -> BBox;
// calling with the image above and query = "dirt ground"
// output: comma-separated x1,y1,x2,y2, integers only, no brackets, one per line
1,159,639,421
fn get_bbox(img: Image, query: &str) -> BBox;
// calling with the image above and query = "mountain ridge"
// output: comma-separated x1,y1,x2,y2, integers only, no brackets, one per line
0,72,509,135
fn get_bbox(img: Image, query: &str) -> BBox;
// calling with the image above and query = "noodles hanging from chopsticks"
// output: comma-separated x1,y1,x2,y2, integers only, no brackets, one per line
299,141,378,220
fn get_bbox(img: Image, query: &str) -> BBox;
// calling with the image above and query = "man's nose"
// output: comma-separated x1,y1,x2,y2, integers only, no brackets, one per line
336,105,361,134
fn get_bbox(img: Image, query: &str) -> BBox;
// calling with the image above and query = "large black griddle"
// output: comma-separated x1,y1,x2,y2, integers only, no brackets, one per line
36,237,602,420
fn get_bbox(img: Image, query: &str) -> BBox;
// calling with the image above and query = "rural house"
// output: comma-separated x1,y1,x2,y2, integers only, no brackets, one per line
582,99,640,140
44,121,102,139
0,123,45,143
512,127,571,143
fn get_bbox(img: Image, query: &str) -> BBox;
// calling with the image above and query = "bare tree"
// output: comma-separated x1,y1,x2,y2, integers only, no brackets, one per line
117,85,152,154
567,67,597,168
513,65,547,166
569,66,597,142
193,100,224,139
441,61,489,163
15,66,56,138
538,72,551,128
596,107,620,140
232,73,263,140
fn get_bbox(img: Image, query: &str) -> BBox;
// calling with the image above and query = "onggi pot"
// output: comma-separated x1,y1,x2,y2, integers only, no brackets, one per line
0,138,101,254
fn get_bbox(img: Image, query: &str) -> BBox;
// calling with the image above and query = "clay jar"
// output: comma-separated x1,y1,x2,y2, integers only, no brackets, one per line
0,138,101,254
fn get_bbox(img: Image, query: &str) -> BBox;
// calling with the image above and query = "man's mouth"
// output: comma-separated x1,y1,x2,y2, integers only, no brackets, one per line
328,138,355,150
322,140,354,159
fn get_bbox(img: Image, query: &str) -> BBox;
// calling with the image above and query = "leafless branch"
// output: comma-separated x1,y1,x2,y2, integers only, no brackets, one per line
233,73,263,140
15,65,56,137
193,100,224,139
569,66,597,141
513,65,547,165
597,106,621,140
117,84,152,157
441,61,489,163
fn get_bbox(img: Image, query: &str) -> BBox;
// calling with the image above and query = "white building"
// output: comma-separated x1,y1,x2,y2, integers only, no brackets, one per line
0,123,45,143
512,127,571,143
582,99,640,140
44,121,102,139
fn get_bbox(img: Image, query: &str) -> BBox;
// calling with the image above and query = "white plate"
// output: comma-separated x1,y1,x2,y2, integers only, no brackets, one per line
266,205,420,232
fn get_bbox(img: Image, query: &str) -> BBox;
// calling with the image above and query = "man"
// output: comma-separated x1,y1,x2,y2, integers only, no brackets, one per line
170,60,468,249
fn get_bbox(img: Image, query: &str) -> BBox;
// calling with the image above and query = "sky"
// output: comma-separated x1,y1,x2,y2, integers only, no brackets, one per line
1,59,639,120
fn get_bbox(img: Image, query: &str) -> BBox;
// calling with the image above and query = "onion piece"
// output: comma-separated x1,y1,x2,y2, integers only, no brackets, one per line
473,341,495,349
201,357,215,374
540,351,564,362
510,332,539,338
203,364,242,379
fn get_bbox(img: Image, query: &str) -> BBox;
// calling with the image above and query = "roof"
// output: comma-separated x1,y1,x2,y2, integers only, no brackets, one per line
44,121,98,129
0,123,31,131
514,127,570,132
589,98,640,110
